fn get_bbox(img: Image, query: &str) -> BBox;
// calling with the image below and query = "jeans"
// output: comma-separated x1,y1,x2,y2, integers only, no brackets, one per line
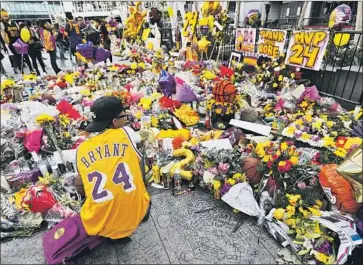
56,42,65,60
29,49,46,75
48,50,61,74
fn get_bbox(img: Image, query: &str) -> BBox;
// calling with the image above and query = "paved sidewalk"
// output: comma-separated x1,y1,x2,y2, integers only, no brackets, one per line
1,188,281,264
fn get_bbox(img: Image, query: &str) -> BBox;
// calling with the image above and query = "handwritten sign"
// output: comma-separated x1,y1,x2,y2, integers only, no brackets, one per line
285,30,329,71
258,28,287,58
243,56,258,66
235,28,256,55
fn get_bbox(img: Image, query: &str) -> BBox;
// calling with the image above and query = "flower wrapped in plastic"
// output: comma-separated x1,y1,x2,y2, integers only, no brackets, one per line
76,41,95,59
94,47,111,63
13,184,57,213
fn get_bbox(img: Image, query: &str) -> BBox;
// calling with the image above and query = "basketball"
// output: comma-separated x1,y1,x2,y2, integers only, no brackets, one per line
240,107,259,123
243,157,262,185
212,80,237,103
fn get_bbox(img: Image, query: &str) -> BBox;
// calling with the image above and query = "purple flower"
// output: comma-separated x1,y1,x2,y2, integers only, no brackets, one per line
221,183,233,196
314,240,332,255
294,130,302,138
312,135,321,142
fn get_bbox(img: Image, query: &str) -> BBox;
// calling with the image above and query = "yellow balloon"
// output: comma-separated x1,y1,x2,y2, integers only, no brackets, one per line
20,28,31,43
197,36,211,53
333,33,350,47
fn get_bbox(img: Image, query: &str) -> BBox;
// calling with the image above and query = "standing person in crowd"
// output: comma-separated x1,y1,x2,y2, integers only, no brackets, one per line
0,34,6,76
99,19,112,64
0,9,34,74
64,12,82,64
53,23,67,61
24,21,46,76
75,96,151,241
38,21,62,74
18,22,38,74
78,16,87,30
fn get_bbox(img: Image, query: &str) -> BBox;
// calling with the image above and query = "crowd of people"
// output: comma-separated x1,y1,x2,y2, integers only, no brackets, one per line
0,9,114,77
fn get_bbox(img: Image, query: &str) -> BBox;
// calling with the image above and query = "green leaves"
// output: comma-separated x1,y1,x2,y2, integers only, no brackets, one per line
297,249,310,256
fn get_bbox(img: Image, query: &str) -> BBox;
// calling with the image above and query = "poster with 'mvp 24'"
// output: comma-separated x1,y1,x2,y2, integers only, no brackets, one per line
257,28,287,58
285,30,330,71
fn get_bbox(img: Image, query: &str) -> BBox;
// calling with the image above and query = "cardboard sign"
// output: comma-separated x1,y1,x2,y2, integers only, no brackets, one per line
235,28,256,55
258,28,287,58
200,139,233,150
285,30,329,71
243,56,258,66
229,119,271,136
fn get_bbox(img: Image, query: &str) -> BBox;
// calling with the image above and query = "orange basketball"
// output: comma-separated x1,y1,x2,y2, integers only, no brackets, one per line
212,80,237,103
243,157,262,185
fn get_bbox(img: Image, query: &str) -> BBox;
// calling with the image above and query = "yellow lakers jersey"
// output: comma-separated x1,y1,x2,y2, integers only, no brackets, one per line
76,128,150,239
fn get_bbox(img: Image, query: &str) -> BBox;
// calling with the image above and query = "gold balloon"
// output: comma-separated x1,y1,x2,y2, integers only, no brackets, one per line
124,1,146,39
20,28,31,43
333,33,350,47
197,36,211,53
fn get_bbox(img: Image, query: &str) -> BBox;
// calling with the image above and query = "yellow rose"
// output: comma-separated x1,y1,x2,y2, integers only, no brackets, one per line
284,218,297,227
278,161,286,167
286,194,301,206
262,155,271,163
227,178,236,186
290,156,299,165
280,142,288,151
326,121,334,128
308,207,322,216
273,208,285,220
286,205,295,218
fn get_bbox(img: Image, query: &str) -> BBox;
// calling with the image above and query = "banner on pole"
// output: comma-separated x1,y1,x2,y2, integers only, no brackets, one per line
235,28,256,55
257,28,287,58
285,30,330,71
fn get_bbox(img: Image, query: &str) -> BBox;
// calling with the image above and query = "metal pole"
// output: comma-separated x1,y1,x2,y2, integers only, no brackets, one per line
234,1,241,29
297,1,308,29
355,1,362,47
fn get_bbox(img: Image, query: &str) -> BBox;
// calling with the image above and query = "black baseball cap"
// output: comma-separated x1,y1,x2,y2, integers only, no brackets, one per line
85,96,124,133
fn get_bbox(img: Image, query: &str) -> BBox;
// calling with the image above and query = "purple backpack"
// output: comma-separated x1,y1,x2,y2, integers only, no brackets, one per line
42,214,104,264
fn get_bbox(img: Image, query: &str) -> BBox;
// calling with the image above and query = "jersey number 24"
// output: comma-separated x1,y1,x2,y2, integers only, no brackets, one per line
87,162,136,203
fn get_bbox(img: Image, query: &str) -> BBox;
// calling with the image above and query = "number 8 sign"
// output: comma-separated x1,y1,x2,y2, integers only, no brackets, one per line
285,30,330,71
87,162,136,203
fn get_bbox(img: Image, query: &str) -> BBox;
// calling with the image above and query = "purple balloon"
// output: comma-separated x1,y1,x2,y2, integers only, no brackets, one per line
158,70,176,98
244,9,261,26
76,41,95,59
94,47,111,63
173,77,200,102
13,39,28,55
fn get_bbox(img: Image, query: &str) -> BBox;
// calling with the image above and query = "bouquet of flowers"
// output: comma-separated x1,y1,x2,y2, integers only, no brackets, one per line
249,140,322,198
273,194,336,265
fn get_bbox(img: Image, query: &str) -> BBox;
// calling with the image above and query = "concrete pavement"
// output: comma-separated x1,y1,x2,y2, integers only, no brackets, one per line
1,188,281,264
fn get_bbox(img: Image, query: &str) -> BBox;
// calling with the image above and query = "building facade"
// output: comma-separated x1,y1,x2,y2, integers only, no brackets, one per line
1,1,64,21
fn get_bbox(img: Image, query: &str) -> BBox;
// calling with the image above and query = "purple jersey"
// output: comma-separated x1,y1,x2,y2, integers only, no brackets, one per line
65,20,82,48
